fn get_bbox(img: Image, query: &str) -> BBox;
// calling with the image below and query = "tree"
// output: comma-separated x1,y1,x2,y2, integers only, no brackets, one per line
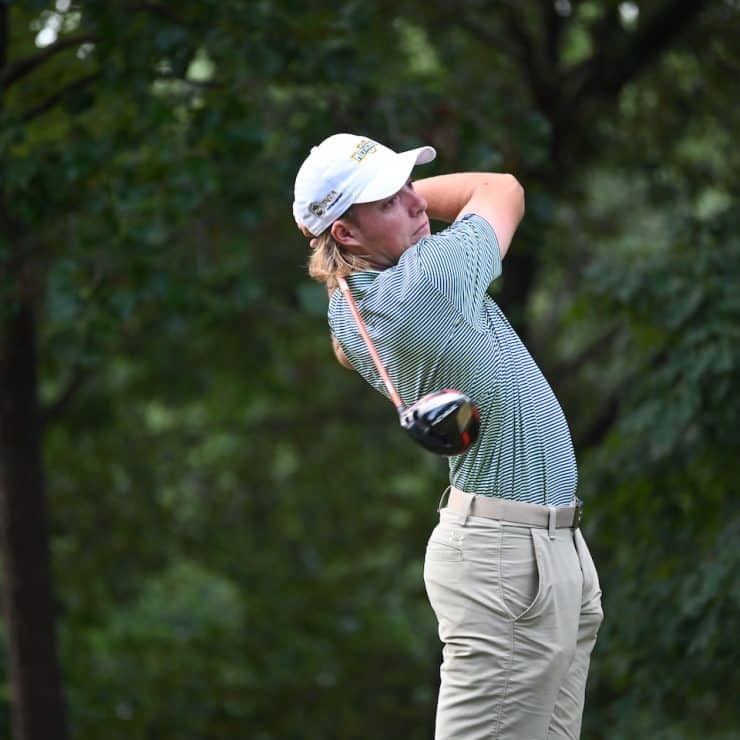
1,1,739,737
1,3,70,736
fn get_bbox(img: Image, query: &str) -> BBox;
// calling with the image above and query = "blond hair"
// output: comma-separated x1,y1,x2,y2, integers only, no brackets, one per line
300,212,374,292
297,217,367,370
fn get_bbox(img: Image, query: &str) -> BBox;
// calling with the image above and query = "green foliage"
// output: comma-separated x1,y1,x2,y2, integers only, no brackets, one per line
2,1,739,738
580,209,740,736
63,561,248,738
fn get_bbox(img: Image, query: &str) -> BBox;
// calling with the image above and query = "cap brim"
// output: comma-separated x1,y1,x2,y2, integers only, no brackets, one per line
354,145,436,204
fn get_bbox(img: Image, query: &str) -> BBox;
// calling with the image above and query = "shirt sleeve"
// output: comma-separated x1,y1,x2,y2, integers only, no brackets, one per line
413,214,502,322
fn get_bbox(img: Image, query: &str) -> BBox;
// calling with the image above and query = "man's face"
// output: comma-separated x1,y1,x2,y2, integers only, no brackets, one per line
332,181,430,269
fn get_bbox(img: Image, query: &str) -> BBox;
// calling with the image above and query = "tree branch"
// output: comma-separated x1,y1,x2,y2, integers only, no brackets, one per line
571,0,712,104
455,15,523,63
21,72,98,122
550,327,620,385
576,390,621,451
502,5,554,115
575,340,676,452
0,33,97,89
544,0,567,71
587,0,621,52
156,71,224,90
41,367,91,428
0,3,8,73
124,2,192,26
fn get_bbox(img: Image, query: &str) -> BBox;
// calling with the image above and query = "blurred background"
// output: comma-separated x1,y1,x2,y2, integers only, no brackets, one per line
1,1,739,738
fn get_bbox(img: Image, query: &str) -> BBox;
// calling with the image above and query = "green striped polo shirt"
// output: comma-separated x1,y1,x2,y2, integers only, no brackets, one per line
328,214,577,507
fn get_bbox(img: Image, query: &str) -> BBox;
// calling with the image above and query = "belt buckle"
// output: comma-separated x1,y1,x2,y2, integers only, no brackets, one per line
573,499,584,528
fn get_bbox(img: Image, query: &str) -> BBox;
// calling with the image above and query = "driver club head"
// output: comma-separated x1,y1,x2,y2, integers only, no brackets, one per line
399,389,480,456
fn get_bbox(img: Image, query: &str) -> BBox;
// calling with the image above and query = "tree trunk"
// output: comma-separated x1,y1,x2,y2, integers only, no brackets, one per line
0,6,69,739
0,290,69,740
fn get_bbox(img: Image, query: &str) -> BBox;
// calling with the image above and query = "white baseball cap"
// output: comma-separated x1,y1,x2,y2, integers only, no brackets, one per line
292,133,436,236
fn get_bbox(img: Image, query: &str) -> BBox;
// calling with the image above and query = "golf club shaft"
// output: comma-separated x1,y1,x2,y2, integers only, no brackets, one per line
337,276,404,410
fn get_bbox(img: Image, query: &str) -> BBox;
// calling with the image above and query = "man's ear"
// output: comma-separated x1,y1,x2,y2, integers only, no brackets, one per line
331,218,361,249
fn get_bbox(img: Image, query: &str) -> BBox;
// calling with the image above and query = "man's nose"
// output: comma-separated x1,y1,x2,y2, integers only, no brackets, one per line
406,188,427,213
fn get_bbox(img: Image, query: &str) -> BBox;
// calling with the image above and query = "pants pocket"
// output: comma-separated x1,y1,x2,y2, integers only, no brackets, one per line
426,540,463,562
425,523,464,562
574,529,603,619
423,522,467,623
500,528,543,622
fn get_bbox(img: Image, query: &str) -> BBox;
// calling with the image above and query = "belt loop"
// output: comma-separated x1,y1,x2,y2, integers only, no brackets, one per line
574,497,583,529
548,507,557,540
437,486,451,512
463,492,474,527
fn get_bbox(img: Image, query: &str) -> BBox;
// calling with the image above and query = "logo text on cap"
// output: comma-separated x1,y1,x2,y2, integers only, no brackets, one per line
351,139,377,163
309,189,341,217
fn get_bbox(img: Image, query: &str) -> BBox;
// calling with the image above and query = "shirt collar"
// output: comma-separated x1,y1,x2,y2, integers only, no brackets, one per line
345,270,381,299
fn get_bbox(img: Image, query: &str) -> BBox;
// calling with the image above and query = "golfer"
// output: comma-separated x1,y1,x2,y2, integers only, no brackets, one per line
293,133,603,739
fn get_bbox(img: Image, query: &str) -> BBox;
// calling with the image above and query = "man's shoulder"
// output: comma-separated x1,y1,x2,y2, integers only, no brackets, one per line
327,270,386,320
431,213,496,242
328,265,425,324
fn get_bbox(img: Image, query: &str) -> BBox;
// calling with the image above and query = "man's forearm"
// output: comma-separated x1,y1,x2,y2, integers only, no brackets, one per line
414,172,521,223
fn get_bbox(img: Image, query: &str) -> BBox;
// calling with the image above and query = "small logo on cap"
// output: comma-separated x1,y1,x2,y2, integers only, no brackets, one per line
351,139,377,163
309,189,341,217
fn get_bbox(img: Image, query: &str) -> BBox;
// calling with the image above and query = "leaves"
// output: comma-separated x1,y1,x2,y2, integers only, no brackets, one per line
2,1,740,738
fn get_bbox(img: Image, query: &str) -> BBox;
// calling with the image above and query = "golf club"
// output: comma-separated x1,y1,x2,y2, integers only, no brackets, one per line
337,276,480,455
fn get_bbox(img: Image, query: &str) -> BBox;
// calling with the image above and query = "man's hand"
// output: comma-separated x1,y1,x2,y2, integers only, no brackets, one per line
332,333,353,370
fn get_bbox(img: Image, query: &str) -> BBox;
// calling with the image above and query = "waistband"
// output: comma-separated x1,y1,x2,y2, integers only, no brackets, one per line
444,487,583,531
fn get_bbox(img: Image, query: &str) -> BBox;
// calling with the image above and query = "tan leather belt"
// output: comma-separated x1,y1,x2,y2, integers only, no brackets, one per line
447,487,583,529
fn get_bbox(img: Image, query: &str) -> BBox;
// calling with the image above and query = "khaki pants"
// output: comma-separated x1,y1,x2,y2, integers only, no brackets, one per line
424,507,603,740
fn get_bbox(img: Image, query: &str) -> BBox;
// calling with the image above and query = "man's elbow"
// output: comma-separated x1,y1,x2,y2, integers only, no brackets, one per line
506,174,525,224
482,173,524,220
